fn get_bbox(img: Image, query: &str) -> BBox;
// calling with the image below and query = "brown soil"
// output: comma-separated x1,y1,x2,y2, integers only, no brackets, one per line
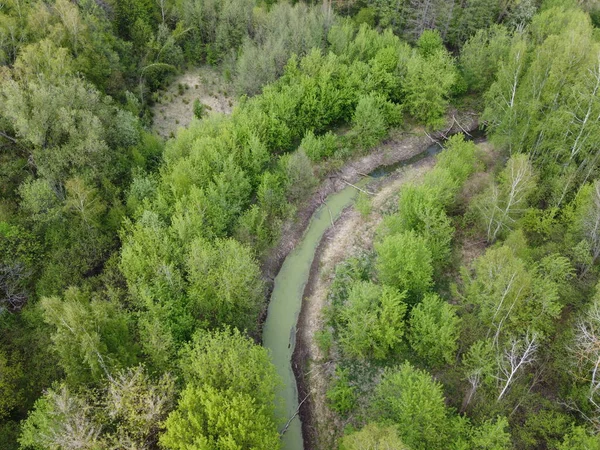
151,67,234,139
256,111,481,449
294,159,437,449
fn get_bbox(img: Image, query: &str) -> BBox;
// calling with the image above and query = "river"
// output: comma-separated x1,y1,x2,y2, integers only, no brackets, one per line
262,130,484,449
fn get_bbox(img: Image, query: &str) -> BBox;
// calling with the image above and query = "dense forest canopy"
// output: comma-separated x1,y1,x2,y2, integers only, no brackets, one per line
1,0,600,448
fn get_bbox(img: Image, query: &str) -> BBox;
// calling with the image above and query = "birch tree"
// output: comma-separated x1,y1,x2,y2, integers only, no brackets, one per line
475,153,536,242
495,331,538,401
572,290,600,426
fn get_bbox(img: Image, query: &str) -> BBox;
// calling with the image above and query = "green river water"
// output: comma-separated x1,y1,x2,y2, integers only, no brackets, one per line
261,134,481,449
262,180,366,450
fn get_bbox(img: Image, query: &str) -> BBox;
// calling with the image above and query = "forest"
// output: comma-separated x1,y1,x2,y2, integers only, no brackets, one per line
1,0,600,448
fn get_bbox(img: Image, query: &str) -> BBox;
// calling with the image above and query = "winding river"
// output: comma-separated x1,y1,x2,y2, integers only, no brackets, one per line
262,132,483,449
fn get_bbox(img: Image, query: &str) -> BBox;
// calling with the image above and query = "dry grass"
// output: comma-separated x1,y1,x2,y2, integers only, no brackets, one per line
151,66,235,139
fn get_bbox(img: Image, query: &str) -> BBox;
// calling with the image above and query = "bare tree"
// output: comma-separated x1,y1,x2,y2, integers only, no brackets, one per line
580,181,600,276
495,331,538,401
574,298,600,420
41,386,102,450
0,262,29,312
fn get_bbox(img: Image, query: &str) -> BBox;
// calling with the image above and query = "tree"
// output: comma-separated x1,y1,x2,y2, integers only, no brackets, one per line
104,366,175,448
572,181,600,276
18,367,175,449
474,154,536,242
159,385,280,450
339,423,410,450
352,93,401,150
338,281,407,360
403,47,456,127
19,384,102,450
161,329,279,450
470,416,512,449
375,230,433,303
409,293,461,366
496,330,538,400
572,288,600,425
463,244,563,342
371,362,449,450
558,426,600,450
460,25,512,93
179,328,280,413
482,34,529,151
40,287,138,386
0,348,22,420
185,238,264,332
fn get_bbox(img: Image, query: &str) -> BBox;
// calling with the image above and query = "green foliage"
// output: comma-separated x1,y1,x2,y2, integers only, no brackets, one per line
417,29,444,58
234,2,328,95
326,368,357,416
409,293,461,366
339,423,409,450
301,130,338,162
162,328,280,450
352,93,401,150
473,153,536,242
192,99,205,119
279,150,317,204
185,238,264,333
355,192,372,218
403,47,456,127
160,385,280,450
371,362,449,450
482,8,600,203
470,416,512,449
557,426,600,450
0,348,22,420
40,287,138,386
20,368,175,449
338,281,407,360
179,328,279,412
375,230,433,303
460,25,512,93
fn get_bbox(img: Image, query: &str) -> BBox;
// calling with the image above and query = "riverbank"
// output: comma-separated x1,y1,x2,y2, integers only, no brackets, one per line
261,111,479,301
280,113,480,449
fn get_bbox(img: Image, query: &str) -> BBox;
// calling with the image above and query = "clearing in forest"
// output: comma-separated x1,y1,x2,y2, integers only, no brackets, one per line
151,66,235,139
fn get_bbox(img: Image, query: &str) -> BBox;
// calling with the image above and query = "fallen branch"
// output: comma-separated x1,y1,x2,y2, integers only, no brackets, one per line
321,198,335,229
279,393,311,437
341,179,375,195
425,131,444,148
453,115,472,137
0,131,18,144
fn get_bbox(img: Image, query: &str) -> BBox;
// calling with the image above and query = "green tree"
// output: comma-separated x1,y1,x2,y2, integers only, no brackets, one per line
460,25,511,93
160,385,280,450
473,154,536,243
179,328,279,412
375,230,433,303
352,93,393,150
409,293,461,366
470,416,512,449
19,384,102,450
40,287,138,385
185,238,264,332
339,423,410,450
338,281,407,360
404,47,456,127
371,362,449,450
